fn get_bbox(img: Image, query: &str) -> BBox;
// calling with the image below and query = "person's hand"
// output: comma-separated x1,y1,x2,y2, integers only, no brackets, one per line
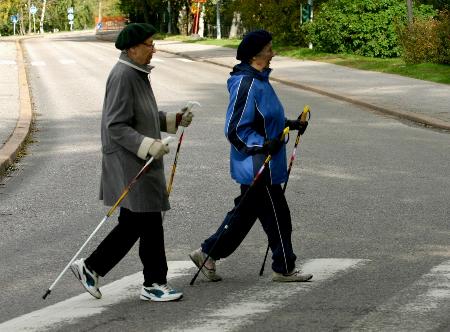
176,107,194,127
263,138,283,155
148,139,170,159
286,119,308,135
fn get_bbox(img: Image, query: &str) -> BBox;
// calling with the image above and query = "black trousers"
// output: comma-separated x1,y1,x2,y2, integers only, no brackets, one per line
201,183,297,274
85,207,168,286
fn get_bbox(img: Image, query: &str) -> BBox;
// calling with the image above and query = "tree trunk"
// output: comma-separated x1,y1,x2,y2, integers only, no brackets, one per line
40,0,47,33
406,0,413,25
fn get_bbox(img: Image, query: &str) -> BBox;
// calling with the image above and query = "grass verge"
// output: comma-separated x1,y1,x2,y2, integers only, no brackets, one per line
159,35,450,85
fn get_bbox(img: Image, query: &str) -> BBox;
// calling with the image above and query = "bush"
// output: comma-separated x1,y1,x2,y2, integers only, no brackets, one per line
397,10,450,64
305,0,436,58
231,0,307,46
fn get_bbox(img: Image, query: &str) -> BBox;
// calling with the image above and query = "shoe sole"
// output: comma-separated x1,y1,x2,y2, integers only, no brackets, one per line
189,253,222,282
140,293,183,302
70,263,102,299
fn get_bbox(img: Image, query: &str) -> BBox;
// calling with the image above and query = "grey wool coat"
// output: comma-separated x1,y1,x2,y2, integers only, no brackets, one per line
99,52,177,212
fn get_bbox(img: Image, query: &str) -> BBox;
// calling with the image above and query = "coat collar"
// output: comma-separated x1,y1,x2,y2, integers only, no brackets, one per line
230,62,271,81
118,51,154,74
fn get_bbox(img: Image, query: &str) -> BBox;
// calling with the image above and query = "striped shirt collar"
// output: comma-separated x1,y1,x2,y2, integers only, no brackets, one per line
118,51,154,74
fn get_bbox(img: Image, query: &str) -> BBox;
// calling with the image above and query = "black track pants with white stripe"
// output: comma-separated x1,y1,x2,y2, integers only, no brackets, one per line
201,183,297,274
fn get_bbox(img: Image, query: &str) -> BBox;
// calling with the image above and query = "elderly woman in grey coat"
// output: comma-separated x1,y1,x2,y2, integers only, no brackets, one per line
70,23,192,302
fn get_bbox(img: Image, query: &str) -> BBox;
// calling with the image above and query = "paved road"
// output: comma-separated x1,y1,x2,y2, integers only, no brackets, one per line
0,33,449,331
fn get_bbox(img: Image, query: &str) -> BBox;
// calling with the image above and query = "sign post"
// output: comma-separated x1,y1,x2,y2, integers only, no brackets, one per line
67,7,74,31
30,4,37,33
10,15,18,35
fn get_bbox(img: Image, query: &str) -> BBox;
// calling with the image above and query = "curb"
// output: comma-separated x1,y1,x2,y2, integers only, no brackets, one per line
0,40,33,176
159,48,450,132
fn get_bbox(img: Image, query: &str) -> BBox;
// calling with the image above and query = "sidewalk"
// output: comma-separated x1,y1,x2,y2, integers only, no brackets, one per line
0,39,449,177
0,39,32,176
156,40,450,129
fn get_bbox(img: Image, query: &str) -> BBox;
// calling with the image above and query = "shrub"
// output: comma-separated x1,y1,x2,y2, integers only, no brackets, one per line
305,0,436,58
397,10,450,64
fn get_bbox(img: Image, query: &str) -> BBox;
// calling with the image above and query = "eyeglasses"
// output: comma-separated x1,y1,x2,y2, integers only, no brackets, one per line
142,42,155,49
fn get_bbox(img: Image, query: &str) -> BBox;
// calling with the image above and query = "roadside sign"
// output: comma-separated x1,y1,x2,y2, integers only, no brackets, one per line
10,15,18,23
30,5,37,15
67,13,74,21
67,7,74,14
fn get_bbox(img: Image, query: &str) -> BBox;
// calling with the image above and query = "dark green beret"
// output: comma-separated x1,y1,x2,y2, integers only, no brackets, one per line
115,23,157,50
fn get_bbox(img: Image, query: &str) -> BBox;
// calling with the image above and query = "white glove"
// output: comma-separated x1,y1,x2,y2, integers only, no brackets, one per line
178,107,194,127
148,139,170,159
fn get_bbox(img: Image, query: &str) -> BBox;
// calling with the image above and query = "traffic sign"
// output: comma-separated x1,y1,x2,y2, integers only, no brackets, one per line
10,15,18,23
67,7,74,14
30,5,37,15
67,13,74,21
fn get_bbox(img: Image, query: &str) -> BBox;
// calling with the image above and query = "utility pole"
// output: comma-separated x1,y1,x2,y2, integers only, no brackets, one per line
406,0,413,26
167,0,172,34
28,0,31,34
216,0,221,39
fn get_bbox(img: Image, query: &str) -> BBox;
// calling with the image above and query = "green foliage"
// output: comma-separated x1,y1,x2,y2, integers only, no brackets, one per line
397,10,450,64
230,0,311,45
305,0,436,58
117,0,188,33
0,0,120,35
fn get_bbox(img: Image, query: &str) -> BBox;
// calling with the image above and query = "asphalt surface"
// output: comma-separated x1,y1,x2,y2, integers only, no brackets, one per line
0,32,449,332
1,33,449,177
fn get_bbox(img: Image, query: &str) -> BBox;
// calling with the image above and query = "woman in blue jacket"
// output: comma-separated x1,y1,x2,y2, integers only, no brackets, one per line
190,30,312,283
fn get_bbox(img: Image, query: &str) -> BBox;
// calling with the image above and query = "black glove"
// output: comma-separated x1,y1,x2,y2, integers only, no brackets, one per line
286,119,308,135
263,138,283,155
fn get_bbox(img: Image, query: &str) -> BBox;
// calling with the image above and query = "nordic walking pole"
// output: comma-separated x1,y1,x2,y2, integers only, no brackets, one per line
190,127,290,286
42,136,175,300
162,101,200,222
259,105,311,276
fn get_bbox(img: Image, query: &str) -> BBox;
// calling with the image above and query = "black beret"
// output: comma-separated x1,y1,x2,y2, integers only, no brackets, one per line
115,23,157,50
236,30,272,62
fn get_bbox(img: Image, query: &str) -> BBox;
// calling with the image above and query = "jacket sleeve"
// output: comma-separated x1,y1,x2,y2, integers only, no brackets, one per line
104,73,148,157
225,76,265,155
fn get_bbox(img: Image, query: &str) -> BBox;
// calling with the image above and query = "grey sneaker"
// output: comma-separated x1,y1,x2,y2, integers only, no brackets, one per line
189,248,222,282
272,268,313,282
70,258,102,299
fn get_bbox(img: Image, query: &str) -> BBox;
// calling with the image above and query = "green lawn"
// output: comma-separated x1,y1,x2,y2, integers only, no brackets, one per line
160,35,450,85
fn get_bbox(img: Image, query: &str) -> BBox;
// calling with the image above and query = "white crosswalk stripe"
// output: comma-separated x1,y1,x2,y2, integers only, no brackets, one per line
0,261,192,332
0,259,367,331
31,61,46,66
0,60,16,65
58,59,76,65
344,259,450,332
166,258,368,332
176,58,194,63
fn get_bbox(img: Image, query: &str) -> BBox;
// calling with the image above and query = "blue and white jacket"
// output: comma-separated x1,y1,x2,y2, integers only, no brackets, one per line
225,63,288,185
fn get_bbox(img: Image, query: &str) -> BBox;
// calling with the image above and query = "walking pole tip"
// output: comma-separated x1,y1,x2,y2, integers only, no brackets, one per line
42,289,51,300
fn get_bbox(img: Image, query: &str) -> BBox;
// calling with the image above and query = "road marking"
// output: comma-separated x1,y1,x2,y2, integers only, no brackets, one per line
31,61,46,66
177,58,194,63
344,259,450,332
166,258,369,332
0,261,192,332
0,60,16,65
59,59,76,65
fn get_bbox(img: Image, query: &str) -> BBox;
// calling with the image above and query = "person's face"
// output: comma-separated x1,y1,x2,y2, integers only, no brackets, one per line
253,41,275,70
128,36,156,65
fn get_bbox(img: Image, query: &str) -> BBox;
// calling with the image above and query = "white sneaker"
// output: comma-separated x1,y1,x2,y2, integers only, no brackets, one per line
140,283,183,302
70,258,102,299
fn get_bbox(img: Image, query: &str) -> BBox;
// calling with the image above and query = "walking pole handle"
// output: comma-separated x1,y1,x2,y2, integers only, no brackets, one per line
300,105,311,122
